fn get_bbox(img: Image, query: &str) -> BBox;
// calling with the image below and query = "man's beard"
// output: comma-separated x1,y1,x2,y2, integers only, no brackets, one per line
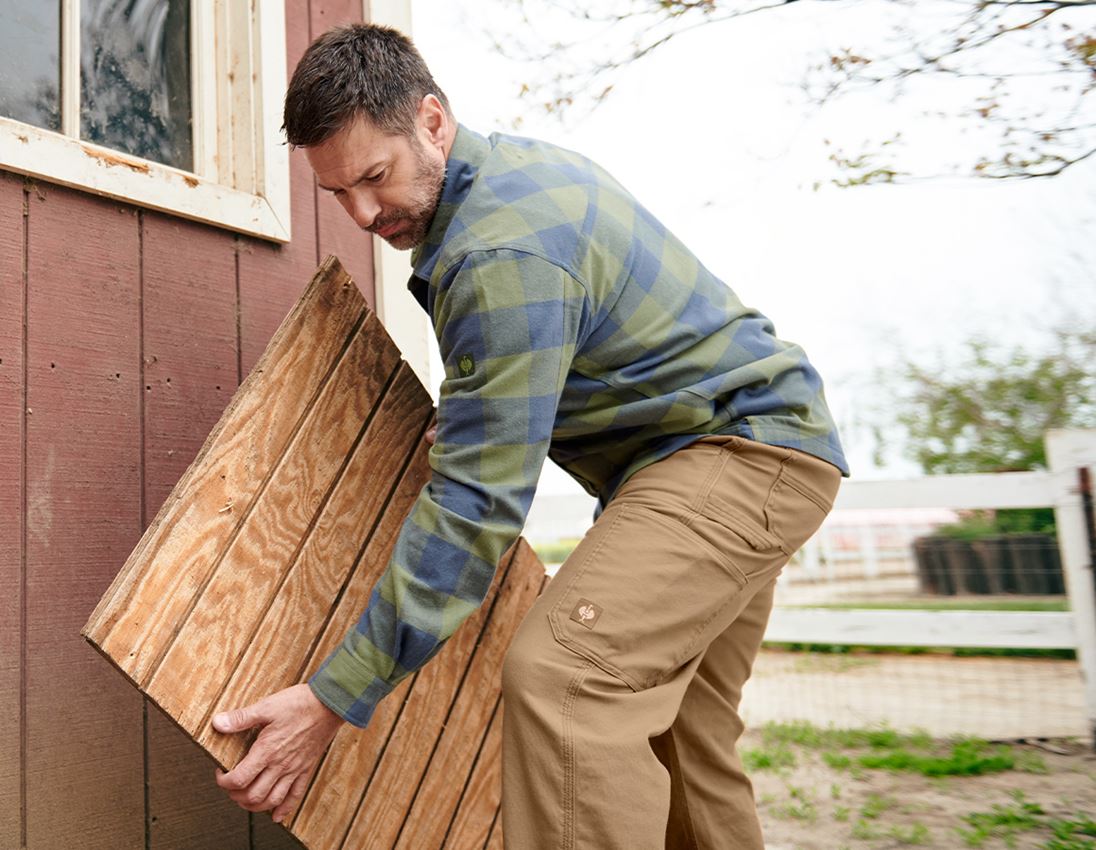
370,136,446,251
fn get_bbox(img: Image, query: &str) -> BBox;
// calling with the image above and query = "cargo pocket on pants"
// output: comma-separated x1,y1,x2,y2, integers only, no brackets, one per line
547,499,788,692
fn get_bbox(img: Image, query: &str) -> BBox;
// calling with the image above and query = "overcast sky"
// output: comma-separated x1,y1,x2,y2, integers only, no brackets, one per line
411,0,1096,494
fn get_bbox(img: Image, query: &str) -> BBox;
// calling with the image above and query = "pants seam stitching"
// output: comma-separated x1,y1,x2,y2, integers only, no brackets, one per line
562,659,594,850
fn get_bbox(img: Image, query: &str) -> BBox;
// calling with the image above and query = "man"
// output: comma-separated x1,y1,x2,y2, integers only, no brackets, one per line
213,23,849,849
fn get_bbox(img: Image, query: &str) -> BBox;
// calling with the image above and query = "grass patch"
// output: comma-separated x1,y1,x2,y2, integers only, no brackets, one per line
757,720,1047,779
742,743,796,772
957,791,1046,846
771,784,817,822
859,792,897,820
859,738,1018,777
763,641,1075,660
889,822,932,845
1045,812,1096,849
760,720,933,752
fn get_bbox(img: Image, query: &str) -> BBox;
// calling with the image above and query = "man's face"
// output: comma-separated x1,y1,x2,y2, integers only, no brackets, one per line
306,113,446,250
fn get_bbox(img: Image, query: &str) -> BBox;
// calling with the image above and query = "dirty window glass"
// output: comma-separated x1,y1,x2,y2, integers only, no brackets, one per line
81,0,192,170
0,2,62,131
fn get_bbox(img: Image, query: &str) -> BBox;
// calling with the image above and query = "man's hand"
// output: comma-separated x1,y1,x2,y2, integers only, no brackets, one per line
213,683,345,824
425,424,437,445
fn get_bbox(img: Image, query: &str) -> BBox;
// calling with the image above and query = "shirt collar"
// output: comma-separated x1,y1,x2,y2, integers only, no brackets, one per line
409,124,490,284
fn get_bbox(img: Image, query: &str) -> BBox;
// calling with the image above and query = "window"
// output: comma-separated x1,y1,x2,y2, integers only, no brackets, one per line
0,0,290,242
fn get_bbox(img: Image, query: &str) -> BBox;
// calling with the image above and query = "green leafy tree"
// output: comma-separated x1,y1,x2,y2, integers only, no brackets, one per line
882,327,1096,534
890,329,1096,474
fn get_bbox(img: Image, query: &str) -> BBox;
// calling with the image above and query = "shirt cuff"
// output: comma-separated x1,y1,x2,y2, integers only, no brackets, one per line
307,648,396,729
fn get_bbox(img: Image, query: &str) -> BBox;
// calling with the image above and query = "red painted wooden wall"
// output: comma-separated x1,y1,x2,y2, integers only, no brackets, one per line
0,2,379,847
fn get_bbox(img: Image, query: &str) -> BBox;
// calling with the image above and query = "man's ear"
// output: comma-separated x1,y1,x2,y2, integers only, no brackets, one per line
418,94,449,149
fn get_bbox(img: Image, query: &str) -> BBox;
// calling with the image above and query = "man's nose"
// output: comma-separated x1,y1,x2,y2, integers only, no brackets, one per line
346,190,382,230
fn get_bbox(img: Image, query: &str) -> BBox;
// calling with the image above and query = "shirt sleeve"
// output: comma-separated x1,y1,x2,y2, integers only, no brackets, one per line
307,249,588,727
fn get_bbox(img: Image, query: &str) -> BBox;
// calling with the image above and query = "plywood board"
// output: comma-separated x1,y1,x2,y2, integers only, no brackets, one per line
83,255,545,850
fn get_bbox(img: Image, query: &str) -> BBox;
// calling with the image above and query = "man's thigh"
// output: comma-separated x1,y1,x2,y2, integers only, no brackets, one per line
531,435,840,694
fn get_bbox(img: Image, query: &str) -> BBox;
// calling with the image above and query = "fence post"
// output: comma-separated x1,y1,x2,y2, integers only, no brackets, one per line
1046,429,1096,748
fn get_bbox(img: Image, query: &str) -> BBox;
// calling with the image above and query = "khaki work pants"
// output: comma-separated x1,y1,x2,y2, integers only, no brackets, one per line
500,434,841,849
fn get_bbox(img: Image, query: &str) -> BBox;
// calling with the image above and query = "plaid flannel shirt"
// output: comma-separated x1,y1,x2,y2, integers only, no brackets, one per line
308,126,849,727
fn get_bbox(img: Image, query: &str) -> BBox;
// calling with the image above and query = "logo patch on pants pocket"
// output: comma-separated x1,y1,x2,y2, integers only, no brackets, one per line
569,598,603,629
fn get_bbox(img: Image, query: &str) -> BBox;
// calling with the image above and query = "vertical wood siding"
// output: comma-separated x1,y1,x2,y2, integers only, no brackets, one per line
0,2,381,846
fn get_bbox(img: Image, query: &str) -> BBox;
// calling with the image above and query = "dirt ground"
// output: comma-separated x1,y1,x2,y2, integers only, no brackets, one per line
747,730,1096,849
741,650,1086,740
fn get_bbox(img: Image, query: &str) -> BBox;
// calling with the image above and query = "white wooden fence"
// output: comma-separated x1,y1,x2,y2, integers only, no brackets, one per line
765,428,1096,742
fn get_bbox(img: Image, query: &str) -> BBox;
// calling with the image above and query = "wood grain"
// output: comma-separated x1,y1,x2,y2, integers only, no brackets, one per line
0,169,24,844
26,183,146,849
83,256,548,850
146,310,400,731
378,542,544,850
86,257,365,679
442,696,505,850
296,547,518,850
486,816,505,850
284,448,436,838
201,364,432,762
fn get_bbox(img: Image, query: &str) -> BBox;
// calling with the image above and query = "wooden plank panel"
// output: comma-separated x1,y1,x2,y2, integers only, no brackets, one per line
373,542,545,850
201,365,432,762
146,310,401,733
85,257,547,850
442,698,504,850
292,547,518,850
486,817,504,850
0,170,25,843
86,257,365,682
26,184,145,849
141,211,249,849
282,449,435,836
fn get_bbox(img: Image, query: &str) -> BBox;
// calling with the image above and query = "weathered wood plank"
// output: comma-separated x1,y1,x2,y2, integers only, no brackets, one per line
147,310,401,732
486,816,504,850
199,363,432,762
371,541,545,850
442,697,505,850
85,257,365,681
85,256,546,850
26,184,145,849
282,445,434,837
141,210,249,849
0,169,25,844
296,547,519,850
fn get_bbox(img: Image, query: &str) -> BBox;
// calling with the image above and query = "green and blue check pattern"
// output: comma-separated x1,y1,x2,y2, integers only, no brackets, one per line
308,126,849,727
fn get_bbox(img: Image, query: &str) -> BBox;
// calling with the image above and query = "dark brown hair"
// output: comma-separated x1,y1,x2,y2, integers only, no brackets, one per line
282,24,451,146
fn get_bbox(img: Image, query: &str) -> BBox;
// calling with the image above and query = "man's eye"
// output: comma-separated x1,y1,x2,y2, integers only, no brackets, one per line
365,171,385,183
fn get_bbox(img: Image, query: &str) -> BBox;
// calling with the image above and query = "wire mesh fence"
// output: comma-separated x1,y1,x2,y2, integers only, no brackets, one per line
526,456,1092,745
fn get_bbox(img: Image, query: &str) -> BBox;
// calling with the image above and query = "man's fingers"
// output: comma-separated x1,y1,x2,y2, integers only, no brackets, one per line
273,771,311,824
235,764,283,809
425,424,437,445
212,700,267,734
261,771,297,812
215,747,268,791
